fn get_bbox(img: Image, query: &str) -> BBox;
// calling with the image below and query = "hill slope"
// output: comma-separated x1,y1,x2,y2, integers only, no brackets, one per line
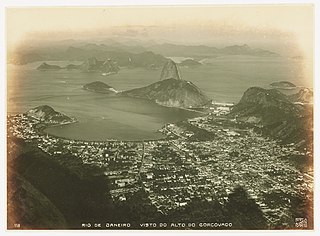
230,87,312,144
231,87,302,123
26,105,75,124
7,173,67,229
83,81,118,94
121,78,209,108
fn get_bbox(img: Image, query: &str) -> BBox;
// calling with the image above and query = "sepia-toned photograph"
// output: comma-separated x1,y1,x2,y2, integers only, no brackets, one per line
5,3,315,231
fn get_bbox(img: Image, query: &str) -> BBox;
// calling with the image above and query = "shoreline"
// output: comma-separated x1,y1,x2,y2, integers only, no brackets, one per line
116,93,211,115
41,122,171,143
8,97,216,143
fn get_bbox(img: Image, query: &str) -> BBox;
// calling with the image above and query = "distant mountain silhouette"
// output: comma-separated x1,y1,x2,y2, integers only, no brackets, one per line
79,57,119,73
35,57,120,74
148,43,279,57
148,43,219,57
63,47,167,68
37,62,62,71
9,40,279,65
178,59,202,66
219,44,278,57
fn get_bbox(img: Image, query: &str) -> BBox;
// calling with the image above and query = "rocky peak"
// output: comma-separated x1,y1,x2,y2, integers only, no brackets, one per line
160,59,181,81
238,87,289,105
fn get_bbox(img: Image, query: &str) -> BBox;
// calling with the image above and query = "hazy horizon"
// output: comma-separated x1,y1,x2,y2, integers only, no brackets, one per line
7,5,314,59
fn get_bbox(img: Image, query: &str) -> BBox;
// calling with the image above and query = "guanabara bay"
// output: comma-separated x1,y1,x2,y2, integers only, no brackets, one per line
7,6,313,231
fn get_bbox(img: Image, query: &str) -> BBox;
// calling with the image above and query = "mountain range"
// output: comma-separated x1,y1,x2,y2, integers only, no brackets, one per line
78,57,120,73
13,43,167,68
147,43,279,57
37,57,120,74
9,40,279,65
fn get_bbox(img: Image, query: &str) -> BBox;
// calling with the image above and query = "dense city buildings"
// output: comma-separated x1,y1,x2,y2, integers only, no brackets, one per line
7,105,313,228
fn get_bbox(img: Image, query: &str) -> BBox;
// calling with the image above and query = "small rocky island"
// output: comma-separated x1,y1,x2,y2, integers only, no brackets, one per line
36,57,120,75
83,81,118,94
27,105,76,124
270,81,296,89
37,62,62,71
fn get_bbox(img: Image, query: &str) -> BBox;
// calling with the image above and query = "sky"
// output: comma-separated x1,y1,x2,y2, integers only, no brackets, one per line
6,5,314,57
